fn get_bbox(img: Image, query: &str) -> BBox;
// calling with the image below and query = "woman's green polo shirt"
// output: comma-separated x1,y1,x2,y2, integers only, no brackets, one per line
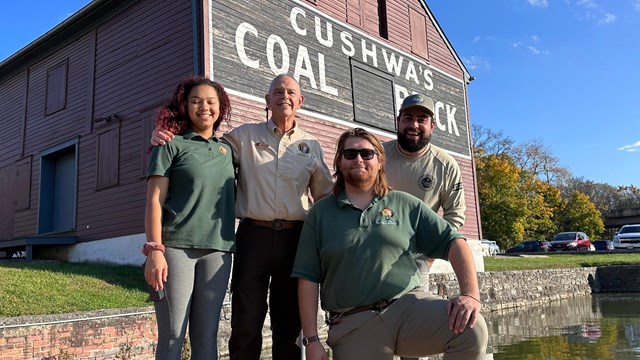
147,129,235,252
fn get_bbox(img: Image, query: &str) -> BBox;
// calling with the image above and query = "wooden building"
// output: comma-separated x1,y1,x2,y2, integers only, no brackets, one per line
0,0,482,265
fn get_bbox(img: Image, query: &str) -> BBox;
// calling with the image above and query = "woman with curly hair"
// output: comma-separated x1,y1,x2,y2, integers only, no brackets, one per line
144,76,235,359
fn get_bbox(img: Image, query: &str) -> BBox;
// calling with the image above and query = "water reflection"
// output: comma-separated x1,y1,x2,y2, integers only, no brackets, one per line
485,293,640,359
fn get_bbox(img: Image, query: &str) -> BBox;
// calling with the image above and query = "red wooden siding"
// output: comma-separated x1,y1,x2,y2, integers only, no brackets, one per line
2,0,197,242
0,72,26,168
75,0,196,242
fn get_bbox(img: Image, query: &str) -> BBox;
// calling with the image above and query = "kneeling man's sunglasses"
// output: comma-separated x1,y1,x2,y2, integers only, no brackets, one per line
342,148,378,160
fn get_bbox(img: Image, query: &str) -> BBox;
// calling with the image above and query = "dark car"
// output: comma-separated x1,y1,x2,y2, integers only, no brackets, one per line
593,240,615,251
550,231,594,251
506,240,551,253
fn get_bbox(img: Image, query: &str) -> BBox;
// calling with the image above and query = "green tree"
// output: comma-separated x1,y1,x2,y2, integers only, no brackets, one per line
476,153,527,249
556,191,605,238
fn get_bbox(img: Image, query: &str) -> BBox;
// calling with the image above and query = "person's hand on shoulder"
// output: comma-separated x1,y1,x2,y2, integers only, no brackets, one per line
150,125,175,146
446,294,481,334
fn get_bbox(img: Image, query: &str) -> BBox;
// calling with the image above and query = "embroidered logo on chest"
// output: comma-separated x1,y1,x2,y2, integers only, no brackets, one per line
298,142,310,154
379,207,398,225
418,174,436,191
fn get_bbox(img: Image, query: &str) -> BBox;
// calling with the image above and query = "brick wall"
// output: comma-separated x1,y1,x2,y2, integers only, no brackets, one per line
0,309,157,360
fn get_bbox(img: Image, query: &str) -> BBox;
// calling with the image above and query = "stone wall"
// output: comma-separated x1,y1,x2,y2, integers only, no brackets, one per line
430,267,599,312
2,266,636,359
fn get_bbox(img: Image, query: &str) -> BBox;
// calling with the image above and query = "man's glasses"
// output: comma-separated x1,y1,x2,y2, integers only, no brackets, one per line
342,148,378,160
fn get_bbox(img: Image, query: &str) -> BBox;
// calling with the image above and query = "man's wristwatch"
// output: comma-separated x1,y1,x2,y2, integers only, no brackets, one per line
302,335,319,346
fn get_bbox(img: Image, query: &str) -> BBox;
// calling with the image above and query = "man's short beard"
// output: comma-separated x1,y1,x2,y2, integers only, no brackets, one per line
397,131,430,153
344,170,377,190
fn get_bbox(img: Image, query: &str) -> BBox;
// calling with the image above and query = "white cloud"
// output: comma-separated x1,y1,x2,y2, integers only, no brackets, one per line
618,141,640,152
528,0,549,7
513,36,549,55
597,12,616,24
634,0,640,11
577,0,597,9
462,56,490,71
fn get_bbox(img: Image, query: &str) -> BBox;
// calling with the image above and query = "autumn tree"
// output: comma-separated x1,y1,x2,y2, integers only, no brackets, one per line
475,153,527,249
555,191,605,238
521,174,562,240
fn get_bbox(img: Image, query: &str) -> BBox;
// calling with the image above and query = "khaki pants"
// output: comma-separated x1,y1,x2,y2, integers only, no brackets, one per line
326,291,488,360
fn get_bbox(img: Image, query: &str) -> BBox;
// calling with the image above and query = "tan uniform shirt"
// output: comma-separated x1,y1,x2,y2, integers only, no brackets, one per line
223,119,333,221
384,140,466,229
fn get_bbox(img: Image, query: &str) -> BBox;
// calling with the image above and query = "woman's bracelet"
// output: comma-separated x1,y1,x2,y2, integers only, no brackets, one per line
461,294,481,304
142,242,165,256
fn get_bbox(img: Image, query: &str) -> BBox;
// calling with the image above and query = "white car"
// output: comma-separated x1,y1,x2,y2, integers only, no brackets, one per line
613,224,640,250
480,240,500,256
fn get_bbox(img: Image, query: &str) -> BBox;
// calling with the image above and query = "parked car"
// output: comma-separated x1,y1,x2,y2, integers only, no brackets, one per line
480,240,501,256
550,231,594,251
613,224,640,250
593,240,615,251
506,240,551,253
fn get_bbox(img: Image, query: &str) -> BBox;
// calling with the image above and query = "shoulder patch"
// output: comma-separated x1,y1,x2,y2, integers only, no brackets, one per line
452,182,463,191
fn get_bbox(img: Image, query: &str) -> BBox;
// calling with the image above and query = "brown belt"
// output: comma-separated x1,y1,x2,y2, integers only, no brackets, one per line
240,218,303,230
328,299,397,322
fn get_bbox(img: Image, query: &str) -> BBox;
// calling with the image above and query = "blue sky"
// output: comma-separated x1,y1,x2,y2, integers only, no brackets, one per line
427,0,640,187
1,0,638,187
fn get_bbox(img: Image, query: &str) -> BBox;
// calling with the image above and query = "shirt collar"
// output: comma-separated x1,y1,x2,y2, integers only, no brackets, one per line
267,118,300,137
336,190,381,208
395,141,431,158
183,128,218,141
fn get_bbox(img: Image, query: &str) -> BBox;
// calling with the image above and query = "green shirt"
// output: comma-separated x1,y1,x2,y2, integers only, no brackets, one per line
292,190,461,311
147,129,235,252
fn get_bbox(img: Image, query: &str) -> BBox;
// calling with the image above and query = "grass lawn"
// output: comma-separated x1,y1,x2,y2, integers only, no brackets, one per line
2,253,639,317
0,260,149,317
484,252,640,271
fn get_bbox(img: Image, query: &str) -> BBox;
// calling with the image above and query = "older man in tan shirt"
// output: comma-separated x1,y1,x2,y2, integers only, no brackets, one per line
152,74,333,360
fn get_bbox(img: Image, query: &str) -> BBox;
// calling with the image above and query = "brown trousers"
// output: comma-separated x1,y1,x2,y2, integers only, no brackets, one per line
326,291,488,360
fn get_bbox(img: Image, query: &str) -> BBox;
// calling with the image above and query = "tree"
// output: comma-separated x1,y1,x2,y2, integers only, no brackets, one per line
521,174,561,240
512,139,570,186
556,191,605,238
476,153,527,249
471,124,515,157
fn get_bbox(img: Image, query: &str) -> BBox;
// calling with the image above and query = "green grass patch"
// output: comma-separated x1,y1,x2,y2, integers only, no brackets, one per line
2,253,639,317
0,261,149,317
484,253,640,271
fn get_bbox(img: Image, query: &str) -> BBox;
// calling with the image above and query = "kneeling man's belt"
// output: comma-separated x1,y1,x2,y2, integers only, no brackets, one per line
326,299,397,325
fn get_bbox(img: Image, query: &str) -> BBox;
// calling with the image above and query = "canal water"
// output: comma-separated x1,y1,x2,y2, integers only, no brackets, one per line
484,293,640,359
262,294,640,359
